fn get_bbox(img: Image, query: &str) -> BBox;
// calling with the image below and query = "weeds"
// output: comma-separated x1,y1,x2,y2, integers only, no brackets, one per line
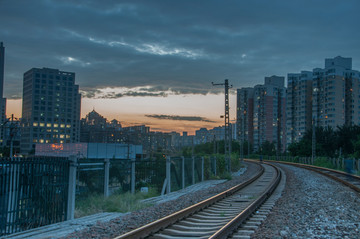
75,188,158,218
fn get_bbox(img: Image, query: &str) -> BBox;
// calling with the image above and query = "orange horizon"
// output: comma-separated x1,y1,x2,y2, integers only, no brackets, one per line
6,95,235,135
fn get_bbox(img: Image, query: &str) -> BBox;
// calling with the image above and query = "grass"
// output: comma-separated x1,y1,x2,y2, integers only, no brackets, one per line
75,188,158,218
313,157,336,169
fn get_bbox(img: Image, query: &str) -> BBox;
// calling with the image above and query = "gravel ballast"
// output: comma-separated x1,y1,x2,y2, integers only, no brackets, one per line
252,164,360,239
64,162,259,239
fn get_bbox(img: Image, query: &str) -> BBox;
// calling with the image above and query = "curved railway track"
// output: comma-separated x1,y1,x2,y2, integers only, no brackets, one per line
268,160,360,193
114,161,282,239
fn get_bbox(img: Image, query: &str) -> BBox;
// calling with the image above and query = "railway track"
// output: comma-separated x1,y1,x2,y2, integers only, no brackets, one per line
114,161,282,239
269,161,360,193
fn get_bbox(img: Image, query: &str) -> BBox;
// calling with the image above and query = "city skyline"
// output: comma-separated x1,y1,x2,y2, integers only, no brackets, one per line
1,1,360,133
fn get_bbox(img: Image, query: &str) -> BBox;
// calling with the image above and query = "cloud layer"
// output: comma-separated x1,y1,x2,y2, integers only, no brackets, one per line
145,114,216,123
1,0,360,100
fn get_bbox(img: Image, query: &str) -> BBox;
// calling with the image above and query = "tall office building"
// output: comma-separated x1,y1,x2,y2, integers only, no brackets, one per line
0,42,7,145
237,76,286,153
20,68,81,154
312,56,360,128
286,71,313,146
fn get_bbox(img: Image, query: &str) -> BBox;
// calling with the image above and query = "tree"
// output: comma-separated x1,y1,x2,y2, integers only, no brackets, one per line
259,141,276,156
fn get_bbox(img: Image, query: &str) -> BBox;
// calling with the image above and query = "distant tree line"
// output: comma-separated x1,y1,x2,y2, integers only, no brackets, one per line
288,125,360,158
181,124,360,159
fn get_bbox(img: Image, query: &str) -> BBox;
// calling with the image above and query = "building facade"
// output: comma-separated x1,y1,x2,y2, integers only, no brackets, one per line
237,87,254,147
237,76,286,153
312,56,360,128
20,68,81,154
286,71,313,146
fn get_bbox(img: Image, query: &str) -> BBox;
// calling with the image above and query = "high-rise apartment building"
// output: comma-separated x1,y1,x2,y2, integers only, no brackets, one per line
253,76,286,152
312,56,360,128
20,68,81,154
237,76,286,153
286,71,313,146
236,87,254,147
0,42,7,145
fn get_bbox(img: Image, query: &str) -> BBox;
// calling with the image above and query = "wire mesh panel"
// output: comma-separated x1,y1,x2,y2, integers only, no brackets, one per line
170,157,182,192
109,159,132,194
135,159,166,193
194,157,202,183
0,157,69,236
203,157,213,180
184,157,193,188
76,158,105,199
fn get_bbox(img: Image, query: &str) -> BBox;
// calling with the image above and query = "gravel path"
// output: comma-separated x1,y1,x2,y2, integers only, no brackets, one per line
252,164,360,239
64,162,259,239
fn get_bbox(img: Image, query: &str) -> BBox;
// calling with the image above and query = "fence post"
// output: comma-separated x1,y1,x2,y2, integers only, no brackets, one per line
181,156,185,189
214,156,217,176
6,158,18,233
192,156,195,185
104,159,110,197
201,157,204,182
131,158,136,194
353,158,356,172
166,156,171,193
67,156,77,221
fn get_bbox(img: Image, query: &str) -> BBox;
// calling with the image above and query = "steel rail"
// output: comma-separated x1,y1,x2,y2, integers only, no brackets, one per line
263,160,360,193
113,162,264,239
209,161,281,239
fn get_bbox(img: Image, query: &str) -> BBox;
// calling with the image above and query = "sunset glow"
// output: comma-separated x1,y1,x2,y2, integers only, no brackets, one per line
7,92,238,135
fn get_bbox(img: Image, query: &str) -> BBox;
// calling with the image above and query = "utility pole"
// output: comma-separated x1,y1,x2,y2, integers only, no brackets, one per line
276,88,282,160
212,79,233,172
1,114,19,159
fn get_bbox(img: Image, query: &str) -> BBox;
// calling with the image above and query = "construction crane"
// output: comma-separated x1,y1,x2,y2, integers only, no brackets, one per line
212,79,233,172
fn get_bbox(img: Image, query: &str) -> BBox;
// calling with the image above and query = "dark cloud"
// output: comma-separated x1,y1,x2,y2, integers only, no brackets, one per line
97,91,167,99
145,114,216,123
1,0,360,99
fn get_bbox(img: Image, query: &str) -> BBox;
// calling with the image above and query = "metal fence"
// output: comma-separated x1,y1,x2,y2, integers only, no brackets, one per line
74,156,222,198
252,155,360,173
0,157,69,236
1,155,236,236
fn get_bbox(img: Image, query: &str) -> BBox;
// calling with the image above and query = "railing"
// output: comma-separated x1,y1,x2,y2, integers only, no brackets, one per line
75,156,221,198
0,157,69,236
1,155,241,236
249,155,360,173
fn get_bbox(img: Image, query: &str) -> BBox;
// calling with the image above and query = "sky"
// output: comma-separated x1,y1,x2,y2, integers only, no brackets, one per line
1,0,360,134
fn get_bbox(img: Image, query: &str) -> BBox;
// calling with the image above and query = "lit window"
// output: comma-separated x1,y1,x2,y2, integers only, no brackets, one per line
60,124,65,128
40,123,45,127
33,122,38,126
54,124,59,127
46,123,52,127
